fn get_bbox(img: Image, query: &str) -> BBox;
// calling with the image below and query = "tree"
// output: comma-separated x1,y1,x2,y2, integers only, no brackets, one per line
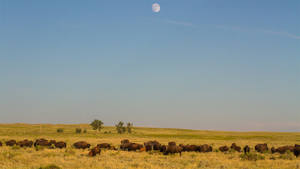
90,119,103,131
115,121,126,134
126,123,133,134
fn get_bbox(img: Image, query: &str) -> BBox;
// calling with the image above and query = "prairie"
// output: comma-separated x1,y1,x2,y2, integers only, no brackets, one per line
0,123,299,169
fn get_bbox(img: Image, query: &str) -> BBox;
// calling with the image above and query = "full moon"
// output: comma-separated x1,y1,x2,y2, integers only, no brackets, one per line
152,3,160,12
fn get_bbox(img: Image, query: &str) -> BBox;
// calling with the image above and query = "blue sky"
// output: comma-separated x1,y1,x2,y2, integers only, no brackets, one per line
0,0,299,132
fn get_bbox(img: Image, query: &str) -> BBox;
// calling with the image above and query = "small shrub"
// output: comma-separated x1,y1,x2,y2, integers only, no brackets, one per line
263,150,270,154
45,152,57,157
83,129,87,133
57,128,63,133
239,152,266,161
228,149,236,153
214,149,221,153
279,150,295,160
65,147,76,156
11,145,21,150
269,155,276,160
35,145,45,151
38,164,62,169
2,151,21,158
75,128,82,133
191,153,196,158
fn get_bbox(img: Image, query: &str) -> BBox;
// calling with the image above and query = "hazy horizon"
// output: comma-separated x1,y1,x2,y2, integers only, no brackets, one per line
1,1,299,132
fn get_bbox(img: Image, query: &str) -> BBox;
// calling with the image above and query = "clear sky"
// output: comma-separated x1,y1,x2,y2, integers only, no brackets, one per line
0,0,299,132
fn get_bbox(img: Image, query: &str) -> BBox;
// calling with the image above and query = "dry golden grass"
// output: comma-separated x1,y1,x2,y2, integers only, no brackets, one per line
0,123,299,169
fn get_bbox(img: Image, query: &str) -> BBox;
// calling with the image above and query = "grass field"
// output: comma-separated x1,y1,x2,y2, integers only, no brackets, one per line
0,123,299,169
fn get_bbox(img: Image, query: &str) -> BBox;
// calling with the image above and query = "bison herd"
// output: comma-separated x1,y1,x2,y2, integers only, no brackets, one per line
0,139,299,158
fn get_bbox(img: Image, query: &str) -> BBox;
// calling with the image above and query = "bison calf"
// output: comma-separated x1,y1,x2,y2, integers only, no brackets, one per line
139,147,146,153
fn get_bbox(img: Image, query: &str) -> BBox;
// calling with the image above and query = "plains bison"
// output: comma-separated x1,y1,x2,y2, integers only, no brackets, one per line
231,143,241,152
97,143,111,149
272,146,295,154
89,147,101,157
160,145,167,152
121,139,129,144
255,143,268,153
219,145,229,152
163,145,183,156
120,142,134,150
179,144,186,151
244,145,250,154
145,144,152,152
16,139,30,147
153,142,161,150
74,141,90,149
294,147,300,157
128,143,139,151
55,141,67,149
199,144,212,153
186,145,199,152
168,142,176,146
6,140,16,146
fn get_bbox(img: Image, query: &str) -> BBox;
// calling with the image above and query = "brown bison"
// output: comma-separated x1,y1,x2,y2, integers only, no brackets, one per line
137,144,143,150
145,144,152,152
163,145,183,156
120,142,134,150
160,145,167,152
272,146,295,154
139,147,146,153
294,147,300,157
231,143,241,152
28,141,33,147
50,140,56,145
244,145,250,154
168,142,176,146
35,140,51,147
219,145,229,152
74,141,90,149
186,145,199,152
153,142,161,150
121,139,129,144
6,140,16,146
295,144,300,148
16,140,30,147
128,143,139,151
199,144,212,153
144,140,159,146
55,141,67,149
97,143,111,149
89,147,101,157
255,143,268,153
0,141,2,147
179,144,186,151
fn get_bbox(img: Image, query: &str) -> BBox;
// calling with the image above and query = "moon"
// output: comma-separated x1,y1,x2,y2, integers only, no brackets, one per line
152,3,160,12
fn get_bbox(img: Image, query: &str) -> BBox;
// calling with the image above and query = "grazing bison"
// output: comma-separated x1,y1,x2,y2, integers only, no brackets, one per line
74,141,90,149
55,141,67,149
231,143,241,152
139,147,146,153
163,145,183,156
160,145,167,152
244,145,250,154
6,140,16,146
271,147,276,154
144,140,159,146
145,144,152,152
50,140,56,145
273,146,295,154
255,143,268,153
137,144,143,150
97,143,111,149
294,147,300,157
186,145,199,152
16,140,30,147
128,143,139,151
219,145,229,152
295,144,300,148
199,144,212,153
35,140,51,147
121,139,129,144
168,142,176,146
89,147,101,157
120,142,134,150
153,143,161,150
0,142,2,147
28,141,33,147
179,144,186,151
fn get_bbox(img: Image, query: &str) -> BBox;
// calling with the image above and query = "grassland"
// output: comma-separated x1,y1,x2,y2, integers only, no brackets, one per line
0,123,299,169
